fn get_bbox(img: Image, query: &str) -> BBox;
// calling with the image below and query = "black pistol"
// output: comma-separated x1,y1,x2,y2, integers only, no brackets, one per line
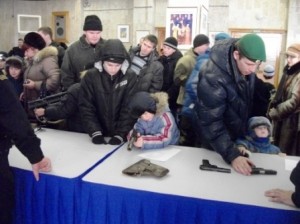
199,159,231,173
251,167,277,175
127,129,138,151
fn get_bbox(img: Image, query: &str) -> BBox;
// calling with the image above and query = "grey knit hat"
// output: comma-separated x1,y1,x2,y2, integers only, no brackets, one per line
248,116,272,137
263,64,275,79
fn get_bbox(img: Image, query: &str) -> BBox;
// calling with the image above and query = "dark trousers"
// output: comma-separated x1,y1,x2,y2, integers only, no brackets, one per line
178,115,198,147
0,148,14,224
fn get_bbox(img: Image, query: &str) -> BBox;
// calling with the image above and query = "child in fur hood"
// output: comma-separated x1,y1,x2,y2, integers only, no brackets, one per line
127,91,180,150
235,116,284,156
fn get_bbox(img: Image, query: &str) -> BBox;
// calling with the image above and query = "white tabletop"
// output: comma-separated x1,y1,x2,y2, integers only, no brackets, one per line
8,128,118,178
82,144,300,211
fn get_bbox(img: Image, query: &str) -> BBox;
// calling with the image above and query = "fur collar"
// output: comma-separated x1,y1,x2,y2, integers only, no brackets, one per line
33,46,58,63
285,61,300,75
150,92,169,115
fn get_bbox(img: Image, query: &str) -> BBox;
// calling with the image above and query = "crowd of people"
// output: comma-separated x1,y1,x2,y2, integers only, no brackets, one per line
1,13,300,223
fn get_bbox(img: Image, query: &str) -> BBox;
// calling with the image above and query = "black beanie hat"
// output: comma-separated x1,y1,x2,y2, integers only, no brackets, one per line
23,32,46,50
193,34,209,49
163,37,178,49
83,15,102,31
128,91,157,118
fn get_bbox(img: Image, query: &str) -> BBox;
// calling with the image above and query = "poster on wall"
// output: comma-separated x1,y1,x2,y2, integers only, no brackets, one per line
200,6,208,35
166,7,197,49
117,25,129,43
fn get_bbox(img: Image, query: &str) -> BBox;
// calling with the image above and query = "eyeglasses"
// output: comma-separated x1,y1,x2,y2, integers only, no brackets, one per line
285,54,297,59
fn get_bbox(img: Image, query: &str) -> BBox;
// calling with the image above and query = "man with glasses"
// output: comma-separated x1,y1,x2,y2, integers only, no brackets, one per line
194,34,266,175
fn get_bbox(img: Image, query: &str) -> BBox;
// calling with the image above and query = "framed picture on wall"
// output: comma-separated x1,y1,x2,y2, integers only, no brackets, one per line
166,7,197,49
117,25,129,43
17,14,41,34
200,6,208,35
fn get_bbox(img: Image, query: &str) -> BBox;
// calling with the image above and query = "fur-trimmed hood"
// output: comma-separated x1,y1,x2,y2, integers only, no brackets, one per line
30,46,58,64
150,92,169,115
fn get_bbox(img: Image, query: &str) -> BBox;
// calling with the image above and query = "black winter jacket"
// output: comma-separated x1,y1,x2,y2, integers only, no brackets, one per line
195,38,255,163
45,83,84,133
79,39,137,140
159,50,183,111
129,46,163,93
291,161,300,207
61,35,105,90
0,74,44,164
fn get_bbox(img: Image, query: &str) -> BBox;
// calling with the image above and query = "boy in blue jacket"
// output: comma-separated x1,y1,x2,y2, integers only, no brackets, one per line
128,91,179,150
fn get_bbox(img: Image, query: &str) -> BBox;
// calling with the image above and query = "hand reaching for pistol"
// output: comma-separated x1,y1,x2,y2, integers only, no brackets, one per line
231,156,254,176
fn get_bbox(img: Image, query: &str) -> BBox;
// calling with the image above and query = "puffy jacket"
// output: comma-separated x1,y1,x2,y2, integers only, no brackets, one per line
79,39,137,140
181,50,210,118
23,46,60,102
195,38,255,163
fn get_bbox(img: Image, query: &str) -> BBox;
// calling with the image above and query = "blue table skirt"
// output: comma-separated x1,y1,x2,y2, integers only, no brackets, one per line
80,182,300,224
13,168,81,224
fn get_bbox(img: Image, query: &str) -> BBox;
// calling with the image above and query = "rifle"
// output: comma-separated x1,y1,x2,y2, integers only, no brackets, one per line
127,129,138,151
28,91,67,110
199,159,231,173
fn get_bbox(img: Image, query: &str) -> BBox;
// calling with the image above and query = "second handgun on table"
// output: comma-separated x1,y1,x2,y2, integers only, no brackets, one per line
199,159,231,173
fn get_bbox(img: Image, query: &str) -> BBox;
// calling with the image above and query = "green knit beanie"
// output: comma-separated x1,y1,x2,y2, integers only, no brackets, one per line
237,34,266,62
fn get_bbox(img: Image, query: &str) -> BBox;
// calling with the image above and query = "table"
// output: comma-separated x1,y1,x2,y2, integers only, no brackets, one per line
81,144,300,224
8,128,120,224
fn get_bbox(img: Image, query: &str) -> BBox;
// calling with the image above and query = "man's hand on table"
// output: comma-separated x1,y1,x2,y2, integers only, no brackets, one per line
231,156,254,175
265,189,295,207
32,157,52,181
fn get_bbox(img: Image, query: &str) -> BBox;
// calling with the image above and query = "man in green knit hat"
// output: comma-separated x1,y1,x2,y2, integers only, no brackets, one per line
194,33,266,176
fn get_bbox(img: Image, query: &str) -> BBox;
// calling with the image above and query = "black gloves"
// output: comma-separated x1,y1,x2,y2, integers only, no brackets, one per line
91,132,106,144
108,135,124,145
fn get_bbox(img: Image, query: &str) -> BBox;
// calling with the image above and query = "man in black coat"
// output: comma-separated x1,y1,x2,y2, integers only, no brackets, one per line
0,71,51,223
195,34,266,175
159,37,183,118
34,83,84,133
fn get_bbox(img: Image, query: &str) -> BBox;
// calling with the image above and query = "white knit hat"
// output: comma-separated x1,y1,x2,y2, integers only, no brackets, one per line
263,64,275,78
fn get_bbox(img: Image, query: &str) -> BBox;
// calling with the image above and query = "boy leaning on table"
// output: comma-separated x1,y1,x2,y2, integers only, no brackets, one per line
127,91,180,150
79,39,137,145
